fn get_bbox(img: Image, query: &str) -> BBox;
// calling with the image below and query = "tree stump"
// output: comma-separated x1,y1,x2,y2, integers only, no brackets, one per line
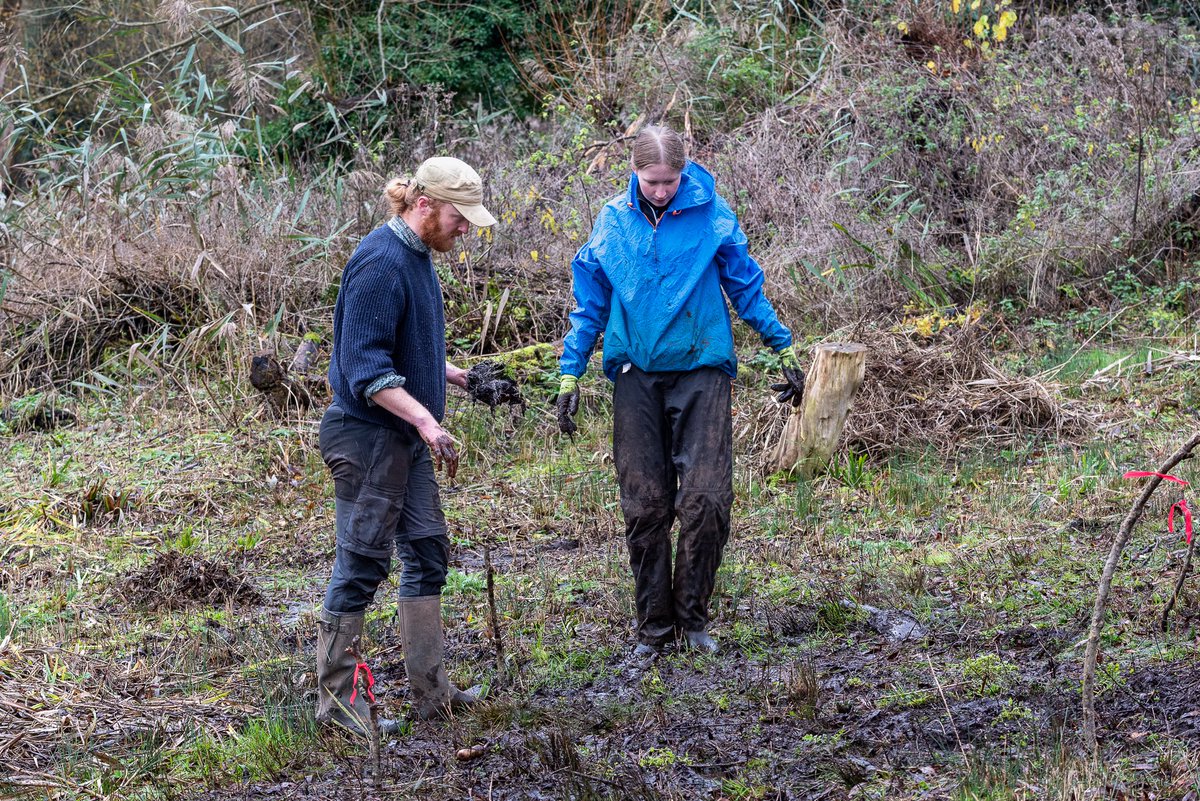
769,342,868,478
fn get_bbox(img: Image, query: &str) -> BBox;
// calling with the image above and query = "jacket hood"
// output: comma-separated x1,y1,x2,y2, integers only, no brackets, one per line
626,160,715,212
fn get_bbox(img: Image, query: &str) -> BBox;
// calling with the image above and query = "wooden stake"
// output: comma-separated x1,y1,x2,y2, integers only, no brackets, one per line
769,342,868,478
484,543,507,686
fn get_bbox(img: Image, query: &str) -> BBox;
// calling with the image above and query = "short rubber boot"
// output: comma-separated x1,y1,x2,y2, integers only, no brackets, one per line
626,642,662,670
683,629,718,653
316,609,397,736
397,595,480,719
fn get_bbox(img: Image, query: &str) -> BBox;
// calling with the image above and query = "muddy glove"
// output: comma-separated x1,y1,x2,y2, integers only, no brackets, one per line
770,345,806,407
556,374,581,435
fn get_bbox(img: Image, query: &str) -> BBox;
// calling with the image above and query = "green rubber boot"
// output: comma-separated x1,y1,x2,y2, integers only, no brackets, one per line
397,595,480,720
315,609,397,736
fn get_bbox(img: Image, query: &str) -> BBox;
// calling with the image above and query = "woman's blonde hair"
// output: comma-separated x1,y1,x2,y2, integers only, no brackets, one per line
631,125,686,172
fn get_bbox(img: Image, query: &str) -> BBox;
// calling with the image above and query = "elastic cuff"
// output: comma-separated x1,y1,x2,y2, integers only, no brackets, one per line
558,374,579,394
777,344,799,369
364,373,406,406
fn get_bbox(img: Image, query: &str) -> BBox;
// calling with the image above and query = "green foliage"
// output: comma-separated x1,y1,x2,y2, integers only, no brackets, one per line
443,568,486,596
959,653,1019,698
173,716,315,782
260,0,536,162
829,452,871,490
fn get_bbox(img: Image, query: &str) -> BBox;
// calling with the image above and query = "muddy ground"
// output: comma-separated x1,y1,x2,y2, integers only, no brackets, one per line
179,541,1200,801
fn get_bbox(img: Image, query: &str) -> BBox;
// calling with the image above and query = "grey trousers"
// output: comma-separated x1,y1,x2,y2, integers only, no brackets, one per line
319,404,451,614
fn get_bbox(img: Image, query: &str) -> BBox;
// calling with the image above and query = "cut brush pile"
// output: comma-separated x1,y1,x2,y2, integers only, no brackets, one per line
844,326,1094,459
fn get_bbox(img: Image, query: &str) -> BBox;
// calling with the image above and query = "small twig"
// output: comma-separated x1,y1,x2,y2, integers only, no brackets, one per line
345,639,381,787
926,653,969,765
1082,432,1200,749
1161,535,1197,632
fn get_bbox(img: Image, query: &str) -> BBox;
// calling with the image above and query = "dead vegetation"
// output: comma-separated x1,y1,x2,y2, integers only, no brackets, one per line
843,325,1094,459
2,273,208,390
117,551,262,610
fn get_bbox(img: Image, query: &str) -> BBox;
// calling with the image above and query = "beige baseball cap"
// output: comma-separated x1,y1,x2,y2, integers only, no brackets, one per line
414,157,497,227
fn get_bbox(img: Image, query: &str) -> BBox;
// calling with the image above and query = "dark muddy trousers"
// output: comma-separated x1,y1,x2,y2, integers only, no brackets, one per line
613,366,733,642
319,404,451,614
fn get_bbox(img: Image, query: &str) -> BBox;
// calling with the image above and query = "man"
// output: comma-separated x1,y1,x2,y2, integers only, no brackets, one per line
316,157,497,734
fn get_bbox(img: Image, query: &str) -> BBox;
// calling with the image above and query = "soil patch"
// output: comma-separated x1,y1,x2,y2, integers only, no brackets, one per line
117,551,263,610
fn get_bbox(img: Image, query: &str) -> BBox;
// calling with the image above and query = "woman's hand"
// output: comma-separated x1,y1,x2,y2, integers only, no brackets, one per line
771,345,806,407
556,375,581,435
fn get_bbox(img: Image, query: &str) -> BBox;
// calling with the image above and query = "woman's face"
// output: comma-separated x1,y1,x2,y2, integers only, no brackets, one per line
634,163,682,207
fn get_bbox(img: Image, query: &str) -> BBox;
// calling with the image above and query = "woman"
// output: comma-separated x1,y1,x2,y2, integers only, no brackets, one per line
556,126,804,658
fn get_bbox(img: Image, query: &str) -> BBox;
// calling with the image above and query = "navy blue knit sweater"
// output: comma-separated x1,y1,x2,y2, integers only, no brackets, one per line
327,225,446,434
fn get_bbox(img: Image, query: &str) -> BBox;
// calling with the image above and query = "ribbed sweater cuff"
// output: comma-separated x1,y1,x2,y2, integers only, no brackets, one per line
365,373,406,406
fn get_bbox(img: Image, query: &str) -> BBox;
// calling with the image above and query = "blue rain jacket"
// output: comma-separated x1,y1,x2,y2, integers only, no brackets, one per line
560,161,792,381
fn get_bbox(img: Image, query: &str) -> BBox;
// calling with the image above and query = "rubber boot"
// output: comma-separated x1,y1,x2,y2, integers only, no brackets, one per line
683,629,718,653
316,609,397,736
397,595,479,720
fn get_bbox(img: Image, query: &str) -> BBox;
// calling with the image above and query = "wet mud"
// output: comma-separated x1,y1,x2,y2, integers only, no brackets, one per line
190,595,1199,801
466,361,525,410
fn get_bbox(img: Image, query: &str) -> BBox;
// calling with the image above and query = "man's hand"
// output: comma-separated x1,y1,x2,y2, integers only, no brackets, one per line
417,421,460,479
556,374,581,435
770,345,806,408
446,363,468,389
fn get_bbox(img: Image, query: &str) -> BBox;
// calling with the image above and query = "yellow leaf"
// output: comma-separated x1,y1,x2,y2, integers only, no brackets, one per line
974,14,989,39
952,0,961,11
970,0,981,9
1000,10,1017,26
897,20,909,34
1142,61,1150,73
927,60,937,72
458,251,467,263
530,250,539,262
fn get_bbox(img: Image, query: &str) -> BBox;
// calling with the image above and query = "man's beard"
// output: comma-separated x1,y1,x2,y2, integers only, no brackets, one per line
417,213,458,253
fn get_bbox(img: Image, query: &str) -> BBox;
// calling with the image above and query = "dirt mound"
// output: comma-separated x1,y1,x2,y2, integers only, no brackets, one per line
118,551,262,610
845,325,1092,458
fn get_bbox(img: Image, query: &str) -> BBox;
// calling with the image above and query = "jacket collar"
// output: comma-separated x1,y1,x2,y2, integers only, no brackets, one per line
625,160,715,214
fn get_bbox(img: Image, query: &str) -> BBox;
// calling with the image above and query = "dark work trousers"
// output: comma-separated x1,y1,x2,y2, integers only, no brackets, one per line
613,366,734,642
319,404,451,614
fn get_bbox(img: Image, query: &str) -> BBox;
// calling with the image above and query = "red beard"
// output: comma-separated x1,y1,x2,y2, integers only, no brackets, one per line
417,212,458,253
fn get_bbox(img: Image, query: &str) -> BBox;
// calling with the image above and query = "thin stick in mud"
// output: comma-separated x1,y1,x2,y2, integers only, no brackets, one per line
484,543,507,686
1081,431,1200,748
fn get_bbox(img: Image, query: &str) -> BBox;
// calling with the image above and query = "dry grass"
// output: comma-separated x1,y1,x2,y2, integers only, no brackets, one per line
844,324,1094,459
